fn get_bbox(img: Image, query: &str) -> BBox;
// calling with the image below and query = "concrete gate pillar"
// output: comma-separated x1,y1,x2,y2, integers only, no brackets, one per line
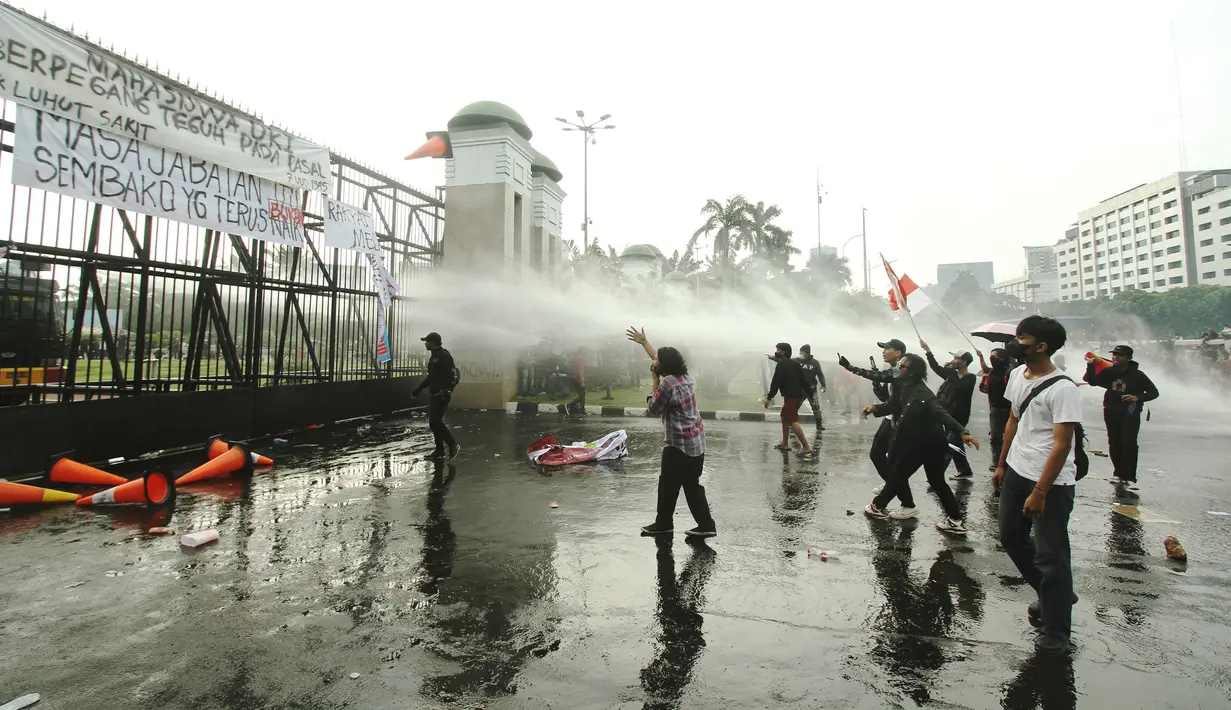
422,102,567,409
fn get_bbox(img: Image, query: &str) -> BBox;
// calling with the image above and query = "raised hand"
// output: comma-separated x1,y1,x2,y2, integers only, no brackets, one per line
625,326,647,345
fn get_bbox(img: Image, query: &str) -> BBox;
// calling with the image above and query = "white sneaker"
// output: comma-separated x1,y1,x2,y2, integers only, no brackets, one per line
888,507,919,520
863,503,889,519
936,517,968,536
872,483,885,495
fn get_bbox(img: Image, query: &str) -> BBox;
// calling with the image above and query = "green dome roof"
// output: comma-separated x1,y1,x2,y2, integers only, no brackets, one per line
530,149,563,183
447,101,532,140
621,243,664,260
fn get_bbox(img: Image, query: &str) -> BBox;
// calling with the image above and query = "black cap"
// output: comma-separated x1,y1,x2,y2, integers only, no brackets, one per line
800,344,811,354
1110,344,1133,358
776,342,792,355
877,338,907,353
421,332,442,344
949,350,974,365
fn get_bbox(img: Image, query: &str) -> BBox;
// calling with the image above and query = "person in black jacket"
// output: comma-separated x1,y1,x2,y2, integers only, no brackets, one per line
412,332,460,460
862,354,979,535
976,347,1011,472
920,340,977,479
765,342,813,458
795,344,827,435
840,338,907,491
1083,345,1159,485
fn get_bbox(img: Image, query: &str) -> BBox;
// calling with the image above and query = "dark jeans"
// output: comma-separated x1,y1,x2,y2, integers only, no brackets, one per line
656,447,714,529
872,446,963,520
568,378,586,409
429,391,456,452
1105,410,1141,482
870,418,895,482
989,407,1010,468
945,430,973,476
998,466,1075,642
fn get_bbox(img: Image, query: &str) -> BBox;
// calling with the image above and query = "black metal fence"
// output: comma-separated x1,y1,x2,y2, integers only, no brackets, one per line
0,99,443,406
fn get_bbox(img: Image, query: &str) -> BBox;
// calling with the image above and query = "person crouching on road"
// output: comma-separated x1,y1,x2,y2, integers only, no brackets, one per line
862,353,979,535
766,342,814,458
627,327,716,539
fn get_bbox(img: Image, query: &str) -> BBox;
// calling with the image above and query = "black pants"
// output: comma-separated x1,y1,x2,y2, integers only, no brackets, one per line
806,389,824,430
568,378,586,409
1105,410,1141,482
429,391,456,452
989,407,1010,468
872,446,963,520
945,430,974,476
656,447,714,528
870,418,895,482
998,466,1075,642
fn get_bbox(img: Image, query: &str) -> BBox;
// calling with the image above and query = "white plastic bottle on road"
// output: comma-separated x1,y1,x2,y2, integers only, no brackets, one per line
180,530,219,548
807,548,839,560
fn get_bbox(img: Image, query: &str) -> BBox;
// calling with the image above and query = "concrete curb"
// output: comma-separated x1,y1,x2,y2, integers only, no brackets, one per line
504,402,822,423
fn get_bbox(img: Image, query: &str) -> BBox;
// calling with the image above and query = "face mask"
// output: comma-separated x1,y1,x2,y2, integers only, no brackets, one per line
990,355,1006,368
1004,339,1028,360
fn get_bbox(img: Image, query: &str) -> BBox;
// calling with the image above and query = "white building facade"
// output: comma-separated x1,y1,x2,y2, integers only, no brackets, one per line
1053,170,1231,302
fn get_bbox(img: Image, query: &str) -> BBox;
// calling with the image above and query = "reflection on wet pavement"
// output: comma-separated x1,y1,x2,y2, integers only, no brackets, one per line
0,406,1228,709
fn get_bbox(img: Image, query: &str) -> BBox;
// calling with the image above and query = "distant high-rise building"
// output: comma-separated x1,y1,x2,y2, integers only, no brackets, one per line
937,261,995,295
1024,244,1059,277
809,246,838,261
1053,170,1231,301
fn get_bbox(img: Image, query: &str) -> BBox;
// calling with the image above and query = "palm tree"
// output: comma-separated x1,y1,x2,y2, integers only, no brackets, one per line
805,251,853,289
661,234,703,277
741,201,799,279
694,195,751,289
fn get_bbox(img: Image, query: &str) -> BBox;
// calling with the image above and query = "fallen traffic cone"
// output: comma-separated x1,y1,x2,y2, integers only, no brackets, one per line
47,456,128,487
0,480,79,506
176,444,253,485
77,471,175,506
206,436,274,466
1087,352,1112,374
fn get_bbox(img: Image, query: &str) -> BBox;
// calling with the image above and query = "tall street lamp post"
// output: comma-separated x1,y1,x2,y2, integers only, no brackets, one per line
555,111,615,248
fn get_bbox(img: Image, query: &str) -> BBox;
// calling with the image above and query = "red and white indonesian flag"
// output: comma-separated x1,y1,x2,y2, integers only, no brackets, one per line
883,255,933,313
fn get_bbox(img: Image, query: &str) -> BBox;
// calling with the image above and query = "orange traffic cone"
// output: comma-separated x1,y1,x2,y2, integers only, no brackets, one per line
0,480,79,506
1087,352,1112,374
206,436,273,466
404,131,452,160
176,444,254,485
47,456,128,487
77,471,175,506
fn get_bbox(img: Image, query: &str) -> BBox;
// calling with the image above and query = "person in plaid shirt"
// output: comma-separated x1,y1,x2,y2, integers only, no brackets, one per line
627,327,716,538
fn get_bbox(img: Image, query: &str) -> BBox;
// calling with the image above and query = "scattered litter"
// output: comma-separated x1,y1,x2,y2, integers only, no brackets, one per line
349,673,360,680
1111,505,1181,524
806,548,839,560
146,527,175,535
1207,511,1229,516
180,530,219,548
845,510,855,516
104,570,123,578
548,502,559,509
0,693,40,710
1089,450,1109,458
63,582,85,589
273,438,289,446
1164,536,1187,562
494,453,501,457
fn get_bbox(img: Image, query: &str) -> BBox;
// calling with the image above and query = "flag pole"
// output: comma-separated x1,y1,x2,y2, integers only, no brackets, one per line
881,252,924,343
928,297,981,353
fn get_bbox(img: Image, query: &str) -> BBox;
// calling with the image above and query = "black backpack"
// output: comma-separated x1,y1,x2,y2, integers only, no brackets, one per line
1017,375,1089,481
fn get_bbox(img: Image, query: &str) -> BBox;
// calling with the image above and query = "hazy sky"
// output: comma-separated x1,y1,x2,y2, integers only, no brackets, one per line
25,0,1231,291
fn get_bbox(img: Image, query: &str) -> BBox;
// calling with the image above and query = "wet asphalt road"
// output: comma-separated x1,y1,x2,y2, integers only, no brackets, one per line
1,389,1230,710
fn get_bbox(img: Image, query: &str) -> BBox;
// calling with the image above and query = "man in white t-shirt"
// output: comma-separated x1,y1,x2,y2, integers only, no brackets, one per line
993,315,1083,655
